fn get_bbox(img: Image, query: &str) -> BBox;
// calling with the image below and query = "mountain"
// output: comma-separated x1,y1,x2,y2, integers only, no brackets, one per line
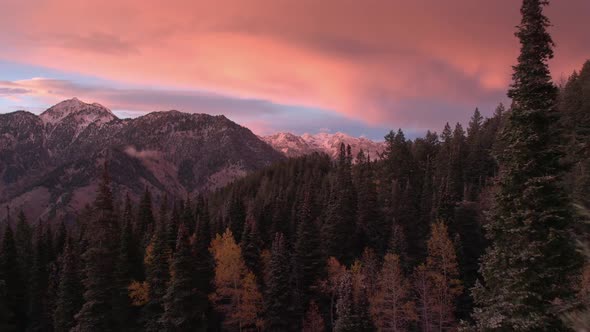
0,98,284,222
263,131,385,159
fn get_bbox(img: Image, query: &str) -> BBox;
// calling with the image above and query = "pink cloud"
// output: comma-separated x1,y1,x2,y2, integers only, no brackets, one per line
0,0,588,127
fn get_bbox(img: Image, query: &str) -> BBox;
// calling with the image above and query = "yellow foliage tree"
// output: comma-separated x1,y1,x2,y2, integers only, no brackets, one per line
370,253,417,331
209,229,264,331
414,221,462,331
128,281,149,306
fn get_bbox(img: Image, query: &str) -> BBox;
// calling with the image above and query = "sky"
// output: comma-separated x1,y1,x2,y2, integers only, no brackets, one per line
0,0,589,140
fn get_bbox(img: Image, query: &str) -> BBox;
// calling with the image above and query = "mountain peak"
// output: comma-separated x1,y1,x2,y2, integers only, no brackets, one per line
40,98,117,125
263,131,384,159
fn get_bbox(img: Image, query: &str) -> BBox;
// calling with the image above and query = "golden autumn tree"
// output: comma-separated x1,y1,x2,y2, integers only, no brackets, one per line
303,300,325,332
414,221,462,331
321,257,346,327
371,253,417,331
209,229,264,331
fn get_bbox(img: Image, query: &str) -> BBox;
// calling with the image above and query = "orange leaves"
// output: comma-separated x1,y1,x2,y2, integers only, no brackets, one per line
370,253,417,331
209,228,264,331
128,281,149,306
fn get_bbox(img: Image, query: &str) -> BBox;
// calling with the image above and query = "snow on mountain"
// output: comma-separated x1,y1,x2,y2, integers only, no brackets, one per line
40,97,116,125
1,98,284,222
263,132,385,159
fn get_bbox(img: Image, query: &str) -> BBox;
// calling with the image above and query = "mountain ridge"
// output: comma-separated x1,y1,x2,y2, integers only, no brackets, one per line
262,131,385,159
0,98,284,222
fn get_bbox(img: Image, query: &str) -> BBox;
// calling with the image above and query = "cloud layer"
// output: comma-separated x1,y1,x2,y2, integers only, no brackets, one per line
0,0,588,132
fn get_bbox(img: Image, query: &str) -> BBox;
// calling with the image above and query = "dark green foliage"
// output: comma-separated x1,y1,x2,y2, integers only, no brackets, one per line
74,163,119,332
560,60,590,207
228,193,246,243
112,197,136,330
28,225,52,331
142,219,170,332
265,233,293,331
0,224,26,331
53,242,83,332
241,213,263,280
137,187,155,246
473,1,583,330
168,202,180,253
162,224,199,330
355,152,387,255
192,200,213,323
323,144,356,264
294,191,325,313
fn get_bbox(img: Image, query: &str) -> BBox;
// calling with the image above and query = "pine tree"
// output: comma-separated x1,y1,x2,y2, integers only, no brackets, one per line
303,300,325,332
28,224,52,331
162,224,199,330
137,187,155,246
370,253,417,331
323,143,356,264
55,221,67,256
112,197,135,330
14,210,33,312
228,194,246,243
465,108,486,200
53,242,83,332
73,162,119,332
142,220,170,331
0,224,26,330
193,204,213,325
241,213,263,280
294,191,324,312
168,201,180,253
356,154,386,255
265,233,293,331
473,1,583,330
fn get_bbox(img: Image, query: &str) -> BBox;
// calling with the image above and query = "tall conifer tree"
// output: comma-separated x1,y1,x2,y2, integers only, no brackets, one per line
473,1,582,329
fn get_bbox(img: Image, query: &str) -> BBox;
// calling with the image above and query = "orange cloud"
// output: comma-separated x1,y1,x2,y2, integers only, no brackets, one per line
0,0,588,127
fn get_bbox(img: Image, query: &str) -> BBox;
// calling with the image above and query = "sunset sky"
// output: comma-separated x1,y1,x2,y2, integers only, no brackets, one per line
1,0,589,139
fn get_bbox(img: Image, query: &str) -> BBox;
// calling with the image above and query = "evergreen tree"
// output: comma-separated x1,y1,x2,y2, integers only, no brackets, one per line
137,187,155,246
356,155,386,255
14,210,33,311
112,197,136,330
142,220,170,331
473,1,583,330
28,225,52,331
168,201,180,253
323,143,356,264
162,224,199,330
73,162,119,332
193,203,213,323
53,242,83,332
265,233,293,331
294,192,325,313
55,220,67,254
465,108,486,200
0,224,26,330
241,213,263,281
228,194,246,243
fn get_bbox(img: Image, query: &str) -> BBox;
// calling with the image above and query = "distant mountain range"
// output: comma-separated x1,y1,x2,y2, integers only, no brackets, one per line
262,132,384,159
0,98,384,222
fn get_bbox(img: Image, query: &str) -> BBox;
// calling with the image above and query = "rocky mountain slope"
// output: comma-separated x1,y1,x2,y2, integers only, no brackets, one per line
0,98,284,222
263,131,384,159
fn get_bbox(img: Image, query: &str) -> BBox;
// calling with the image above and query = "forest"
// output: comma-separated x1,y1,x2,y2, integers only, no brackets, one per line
1,1,590,331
